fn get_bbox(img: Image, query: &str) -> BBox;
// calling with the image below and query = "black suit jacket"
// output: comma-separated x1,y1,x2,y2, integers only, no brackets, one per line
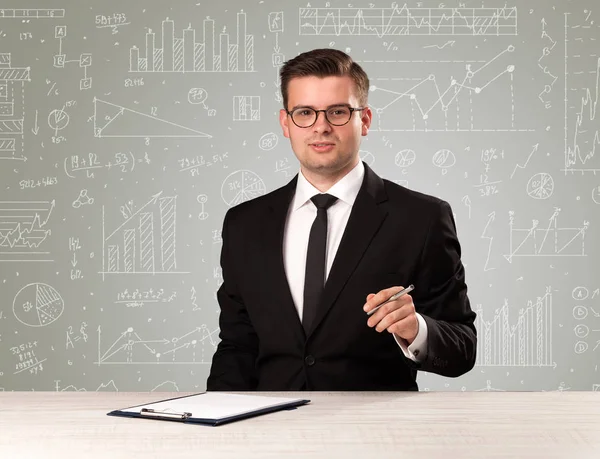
207,163,477,391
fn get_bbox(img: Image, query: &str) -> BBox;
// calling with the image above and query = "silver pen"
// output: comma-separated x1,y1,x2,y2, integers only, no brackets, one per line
366,284,415,316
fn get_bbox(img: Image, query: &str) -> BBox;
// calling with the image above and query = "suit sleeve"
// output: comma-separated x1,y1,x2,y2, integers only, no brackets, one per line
206,209,259,390
409,200,477,377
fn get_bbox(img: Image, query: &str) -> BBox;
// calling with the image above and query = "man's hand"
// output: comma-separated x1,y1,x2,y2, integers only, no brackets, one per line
363,286,419,344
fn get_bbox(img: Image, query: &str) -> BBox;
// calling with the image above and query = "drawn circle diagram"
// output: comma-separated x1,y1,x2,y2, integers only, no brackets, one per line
592,186,600,204
572,286,589,300
527,173,554,200
573,305,588,320
188,88,208,105
395,149,416,168
432,149,456,168
574,324,589,339
259,132,279,151
13,283,64,327
221,170,266,207
574,341,588,354
48,109,69,131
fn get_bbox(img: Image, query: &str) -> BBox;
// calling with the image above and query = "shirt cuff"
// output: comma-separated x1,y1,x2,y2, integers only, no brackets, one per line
394,313,428,362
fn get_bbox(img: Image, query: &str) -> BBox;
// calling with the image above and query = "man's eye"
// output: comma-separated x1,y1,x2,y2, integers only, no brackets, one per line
329,108,349,116
296,110,312,116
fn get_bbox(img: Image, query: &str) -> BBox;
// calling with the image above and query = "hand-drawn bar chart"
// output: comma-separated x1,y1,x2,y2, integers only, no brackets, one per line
299,6,518,36
475,287,553,367
102,192,187,278
129,11,254,73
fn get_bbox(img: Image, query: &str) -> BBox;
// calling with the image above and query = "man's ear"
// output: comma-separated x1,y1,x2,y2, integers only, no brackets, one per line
361,106,373,136
279,109,290,138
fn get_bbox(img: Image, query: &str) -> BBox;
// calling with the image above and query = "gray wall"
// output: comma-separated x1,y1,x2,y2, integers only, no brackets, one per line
0,0,598,392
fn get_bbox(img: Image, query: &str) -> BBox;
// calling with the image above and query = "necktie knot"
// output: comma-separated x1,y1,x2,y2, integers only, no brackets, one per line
311,193,338,210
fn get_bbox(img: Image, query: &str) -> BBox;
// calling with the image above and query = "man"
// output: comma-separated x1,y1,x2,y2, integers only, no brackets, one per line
207,48,477,391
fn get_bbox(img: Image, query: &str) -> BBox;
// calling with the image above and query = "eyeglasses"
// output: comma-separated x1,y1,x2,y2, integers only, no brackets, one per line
286,105,366,128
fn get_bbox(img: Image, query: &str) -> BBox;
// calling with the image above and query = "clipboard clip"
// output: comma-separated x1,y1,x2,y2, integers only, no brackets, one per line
140,408,192,420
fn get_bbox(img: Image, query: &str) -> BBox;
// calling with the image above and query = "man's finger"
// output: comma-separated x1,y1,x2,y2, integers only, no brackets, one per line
363,286,403,312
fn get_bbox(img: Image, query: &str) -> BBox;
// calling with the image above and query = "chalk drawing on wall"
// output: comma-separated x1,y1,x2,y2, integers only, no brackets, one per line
95,325,219,365
0,199,54,262
13,282,64,327
474,286,554,367
563,12,600,173
101,191,189,278
221,170,266,207
129,11,255,73
504,209,589,262
93,98,211,138
299,6,518,36
0,53,30,162
367,46,533,132
0,9,64,19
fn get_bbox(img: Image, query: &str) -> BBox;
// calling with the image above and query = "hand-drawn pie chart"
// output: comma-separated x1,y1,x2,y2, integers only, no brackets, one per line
13,283,64,327
527,173,554,199
221,170,266,207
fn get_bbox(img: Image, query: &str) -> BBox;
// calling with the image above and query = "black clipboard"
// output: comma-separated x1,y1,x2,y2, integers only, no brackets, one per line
107,392,310,426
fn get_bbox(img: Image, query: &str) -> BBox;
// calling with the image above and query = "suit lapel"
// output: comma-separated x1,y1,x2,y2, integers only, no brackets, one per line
263,175,307,340
307,163,388,337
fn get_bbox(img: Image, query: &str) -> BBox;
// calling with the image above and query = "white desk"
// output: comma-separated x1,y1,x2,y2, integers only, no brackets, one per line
0,391,598,458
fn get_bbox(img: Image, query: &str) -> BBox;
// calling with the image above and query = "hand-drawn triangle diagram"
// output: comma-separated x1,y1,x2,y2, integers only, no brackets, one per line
93,98,211,138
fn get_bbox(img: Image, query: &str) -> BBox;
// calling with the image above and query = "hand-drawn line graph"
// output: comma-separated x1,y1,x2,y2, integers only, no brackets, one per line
563,12,600,174
367,46,533,132
101,192,188,279
13,282,64,327
93,98,211,138
475,286,554,367
0,200,54,262
504,208,589,263
129,11,254,73
95,325,219,364
55,379,120,392
0,9,65,19
221,170,266,207
299,6,518,36
0,53,30,162
53,26,92,90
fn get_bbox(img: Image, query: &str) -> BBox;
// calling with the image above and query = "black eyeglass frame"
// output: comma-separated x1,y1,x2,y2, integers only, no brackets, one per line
285,106,366,128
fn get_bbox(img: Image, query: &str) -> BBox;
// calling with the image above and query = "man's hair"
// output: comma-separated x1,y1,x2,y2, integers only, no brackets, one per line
279,48,369,110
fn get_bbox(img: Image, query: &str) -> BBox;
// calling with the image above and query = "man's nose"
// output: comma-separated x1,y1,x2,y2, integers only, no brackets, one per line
312,111,332,133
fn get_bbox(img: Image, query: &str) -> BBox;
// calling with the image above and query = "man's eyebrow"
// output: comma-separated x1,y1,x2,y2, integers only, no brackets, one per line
289,103,352,111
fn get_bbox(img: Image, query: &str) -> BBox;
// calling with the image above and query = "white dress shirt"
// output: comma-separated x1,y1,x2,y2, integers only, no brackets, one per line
282,160,428,362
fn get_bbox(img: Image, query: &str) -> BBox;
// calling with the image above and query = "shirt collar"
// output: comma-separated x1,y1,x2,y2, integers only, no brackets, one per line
292,160,365,211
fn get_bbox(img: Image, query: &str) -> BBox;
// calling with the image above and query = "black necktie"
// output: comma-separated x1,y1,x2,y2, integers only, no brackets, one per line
303,193,338,333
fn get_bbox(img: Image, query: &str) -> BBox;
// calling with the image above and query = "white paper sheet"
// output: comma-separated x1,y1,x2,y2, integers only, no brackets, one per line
119,392,308,420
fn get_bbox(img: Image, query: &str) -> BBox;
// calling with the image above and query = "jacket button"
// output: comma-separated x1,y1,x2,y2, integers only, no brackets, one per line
304,355,315,366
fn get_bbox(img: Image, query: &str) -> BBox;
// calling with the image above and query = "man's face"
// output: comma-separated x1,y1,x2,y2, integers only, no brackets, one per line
279,75,372,178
